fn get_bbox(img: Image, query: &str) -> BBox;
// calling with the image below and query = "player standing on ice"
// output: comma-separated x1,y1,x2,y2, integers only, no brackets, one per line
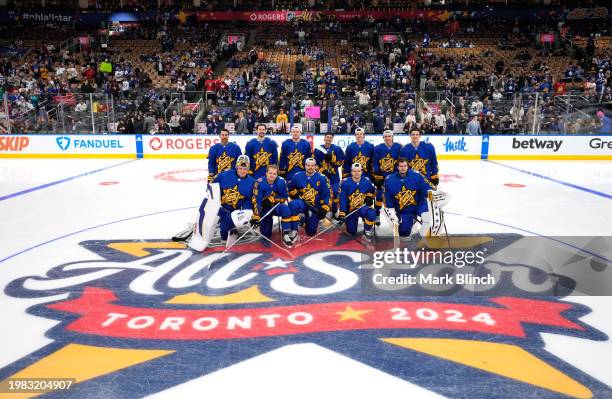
251,164,294,246
314,132,345,216
337,163,376,240
343,127,375,180
399,128,439,187
287,158,331,244
372,129,402,222
245,124,278,179
207,128,243,182
279,125,313,182
383,157,432,240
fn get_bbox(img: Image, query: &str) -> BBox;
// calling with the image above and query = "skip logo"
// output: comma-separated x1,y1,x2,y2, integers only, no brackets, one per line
56,136,70,151
0,136,29,151
512,138,562,152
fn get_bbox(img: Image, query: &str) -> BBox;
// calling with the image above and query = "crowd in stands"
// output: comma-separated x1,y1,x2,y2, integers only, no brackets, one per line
0,13,610,134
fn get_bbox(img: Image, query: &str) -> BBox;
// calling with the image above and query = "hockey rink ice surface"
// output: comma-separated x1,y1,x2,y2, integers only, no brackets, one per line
0,158,611,399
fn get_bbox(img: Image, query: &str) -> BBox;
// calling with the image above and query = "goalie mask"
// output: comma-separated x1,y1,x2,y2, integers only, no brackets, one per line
236,155,250,168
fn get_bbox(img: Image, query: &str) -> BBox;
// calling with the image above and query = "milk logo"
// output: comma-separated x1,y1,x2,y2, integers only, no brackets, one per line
443,137,468,152
56,136,71,151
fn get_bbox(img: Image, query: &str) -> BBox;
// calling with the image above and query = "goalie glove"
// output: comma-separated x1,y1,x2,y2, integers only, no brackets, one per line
430,175,439,186
231,209,254,227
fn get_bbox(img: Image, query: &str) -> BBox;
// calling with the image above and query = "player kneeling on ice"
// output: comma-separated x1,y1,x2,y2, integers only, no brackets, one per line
384,157,449,239
176,155,256,251
251,164,293,244
286,158,331,245
337,163,376,240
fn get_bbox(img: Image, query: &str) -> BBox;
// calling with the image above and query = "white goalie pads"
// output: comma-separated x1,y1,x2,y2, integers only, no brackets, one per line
188,183,221,252
420,189,450,237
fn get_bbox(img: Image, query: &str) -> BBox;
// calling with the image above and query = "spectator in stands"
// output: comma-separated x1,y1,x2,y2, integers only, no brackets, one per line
466,115,482,135
276,108,289,134
235,110,248,134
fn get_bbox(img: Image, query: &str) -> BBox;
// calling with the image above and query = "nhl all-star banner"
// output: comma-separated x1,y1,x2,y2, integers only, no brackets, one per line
48,287,582,340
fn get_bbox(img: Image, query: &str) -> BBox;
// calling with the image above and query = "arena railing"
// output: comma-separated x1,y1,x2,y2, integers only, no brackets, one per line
2,90,609,134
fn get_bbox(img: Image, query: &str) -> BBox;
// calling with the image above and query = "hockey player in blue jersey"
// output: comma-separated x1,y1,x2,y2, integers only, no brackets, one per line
343,127,375,180
399,128,439,186
245,124,279,179
251,164,294,246
372,129,402,219
208,129,243,182
213,155,256,241
314,132,345,215
383,158,431,238
337,163,376,239
287,158,331,241
279,125,313,181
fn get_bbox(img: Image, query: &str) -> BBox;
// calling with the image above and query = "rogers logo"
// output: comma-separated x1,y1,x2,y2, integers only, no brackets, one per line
0,136,29,151
150,137,163,151
149,137,220,151
249,13,257,21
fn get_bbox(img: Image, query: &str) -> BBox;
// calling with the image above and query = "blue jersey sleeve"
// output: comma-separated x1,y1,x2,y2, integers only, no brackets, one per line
319,175,331,212
428,143,439,179
208,146,218,182
338,180,348,216
276,178,288,202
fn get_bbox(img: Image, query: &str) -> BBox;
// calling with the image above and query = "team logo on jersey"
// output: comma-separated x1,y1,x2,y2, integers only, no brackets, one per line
1,232,610,398
348,188,365,210
254,147,272,170
353,152,369,171
287,149,305,171
410,154,429,175
301,183,317,205
394,186,417,210
379,153,397,173
216,152,234,173
221,185,244,208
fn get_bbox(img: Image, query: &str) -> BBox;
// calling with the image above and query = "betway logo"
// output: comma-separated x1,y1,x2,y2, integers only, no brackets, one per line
0,136,29,151
512,138,562,152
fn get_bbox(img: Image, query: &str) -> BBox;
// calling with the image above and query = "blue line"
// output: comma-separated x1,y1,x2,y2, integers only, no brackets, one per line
0,159,138,202
0,206,196,264
445,211,612,264
486,160,612,200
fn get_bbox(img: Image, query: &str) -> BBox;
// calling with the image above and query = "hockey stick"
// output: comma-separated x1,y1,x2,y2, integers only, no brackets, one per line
296,206,361,248
249,226,294,259
224,203,279,252
383,207,400,249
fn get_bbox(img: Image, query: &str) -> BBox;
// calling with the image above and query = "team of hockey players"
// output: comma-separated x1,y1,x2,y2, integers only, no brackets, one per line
176,125,445,250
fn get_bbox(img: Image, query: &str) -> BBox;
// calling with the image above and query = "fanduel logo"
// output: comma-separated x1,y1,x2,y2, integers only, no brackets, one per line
56,136,70,151
512,138,562,152
443,137,468,152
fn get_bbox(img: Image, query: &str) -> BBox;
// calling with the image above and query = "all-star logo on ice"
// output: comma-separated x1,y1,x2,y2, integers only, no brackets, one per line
1,234,610,398
56,136,71,151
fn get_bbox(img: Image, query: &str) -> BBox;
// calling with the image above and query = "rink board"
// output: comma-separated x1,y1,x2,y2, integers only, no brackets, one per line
1,134,611,160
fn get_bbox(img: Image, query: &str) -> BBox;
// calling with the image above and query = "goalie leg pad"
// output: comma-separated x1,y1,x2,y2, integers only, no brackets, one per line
188,183,221,251
420,196,444,237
